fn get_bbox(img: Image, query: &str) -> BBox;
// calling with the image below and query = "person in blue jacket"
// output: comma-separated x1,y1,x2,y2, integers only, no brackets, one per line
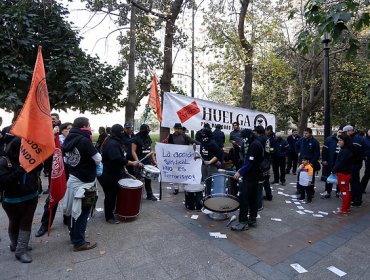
286,129,301,175
295,128,320,194
320,127,343,199
361,129,370,193
271,132,290,186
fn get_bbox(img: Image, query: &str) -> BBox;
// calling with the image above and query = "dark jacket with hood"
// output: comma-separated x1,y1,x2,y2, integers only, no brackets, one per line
332,134,353,175
63,128,99,183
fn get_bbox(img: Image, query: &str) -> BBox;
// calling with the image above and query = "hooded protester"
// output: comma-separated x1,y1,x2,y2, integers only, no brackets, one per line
98,124,143,224
131,124,158,201
0,137,42,263
332,133,353,215
231,129,264,231
200,128,222,183
62,117,101,252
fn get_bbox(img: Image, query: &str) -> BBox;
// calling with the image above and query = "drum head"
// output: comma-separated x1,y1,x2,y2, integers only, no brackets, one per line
144,165,160,174
118,178,143,188
203,194,240,213
184,184,204,193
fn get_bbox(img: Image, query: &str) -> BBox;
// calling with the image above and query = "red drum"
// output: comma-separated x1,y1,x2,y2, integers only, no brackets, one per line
116,179,143,218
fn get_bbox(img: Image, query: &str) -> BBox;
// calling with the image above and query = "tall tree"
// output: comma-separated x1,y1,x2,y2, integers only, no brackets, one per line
0,0,125,113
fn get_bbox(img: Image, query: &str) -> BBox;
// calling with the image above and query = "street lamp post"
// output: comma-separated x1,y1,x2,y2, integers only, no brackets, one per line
322,34,331,139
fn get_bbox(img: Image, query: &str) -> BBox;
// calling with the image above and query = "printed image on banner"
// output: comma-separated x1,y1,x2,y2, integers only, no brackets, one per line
155,143,202,184
176,101,201,123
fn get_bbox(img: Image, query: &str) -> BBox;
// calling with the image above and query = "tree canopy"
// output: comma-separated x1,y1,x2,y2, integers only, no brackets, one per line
0,0,125,113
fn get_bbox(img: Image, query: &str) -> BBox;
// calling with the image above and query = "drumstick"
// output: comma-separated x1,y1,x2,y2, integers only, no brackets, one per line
139,152,153,163
124,167,137,180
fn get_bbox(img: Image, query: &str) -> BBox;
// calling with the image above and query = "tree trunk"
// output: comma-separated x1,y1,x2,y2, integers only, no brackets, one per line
159,0,184,140
125,5,137,126
238,0,253,109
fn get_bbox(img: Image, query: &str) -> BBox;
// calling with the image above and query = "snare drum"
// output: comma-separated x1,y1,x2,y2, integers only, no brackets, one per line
203,174,240,213
116,179,143,218
141,165,160,180
184,184,204,210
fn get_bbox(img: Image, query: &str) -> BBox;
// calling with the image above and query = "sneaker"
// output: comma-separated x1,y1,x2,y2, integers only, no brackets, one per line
351,202,362,207
248,219,257,227
271,181,279,185
333,210,350,215
42,189,49,195
146,195,158,201
320,192,331,199
173,189,179,195
231,222,249,231
263,195,273,201
106,218,120,224
35,227,47,238
281,182,286,186
73,241,97,252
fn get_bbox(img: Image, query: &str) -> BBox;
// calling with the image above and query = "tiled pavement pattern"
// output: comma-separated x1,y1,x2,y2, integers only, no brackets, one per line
1,171,369,279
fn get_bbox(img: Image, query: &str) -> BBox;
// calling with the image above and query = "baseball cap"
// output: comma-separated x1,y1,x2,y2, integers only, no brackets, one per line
343,125,354,132
124,122,133,128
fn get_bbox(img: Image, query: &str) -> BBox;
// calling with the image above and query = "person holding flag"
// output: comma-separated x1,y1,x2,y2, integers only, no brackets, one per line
0,46,55,263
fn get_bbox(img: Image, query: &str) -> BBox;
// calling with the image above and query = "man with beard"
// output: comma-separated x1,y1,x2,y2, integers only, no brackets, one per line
231,129,264,231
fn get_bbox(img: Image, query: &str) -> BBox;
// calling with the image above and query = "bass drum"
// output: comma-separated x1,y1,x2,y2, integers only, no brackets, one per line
116,179,143,218
203,174,240,213
184,184,204,211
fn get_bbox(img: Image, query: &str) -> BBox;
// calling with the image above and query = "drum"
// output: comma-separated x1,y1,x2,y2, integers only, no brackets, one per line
141,165,160,180
184,184,204,210
116,179,143,218
203,174,240,213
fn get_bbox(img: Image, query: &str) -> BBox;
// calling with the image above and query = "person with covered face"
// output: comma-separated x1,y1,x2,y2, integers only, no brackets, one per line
199,128,222,183
98,124,143,224
231,129,264,231
131,124,158,201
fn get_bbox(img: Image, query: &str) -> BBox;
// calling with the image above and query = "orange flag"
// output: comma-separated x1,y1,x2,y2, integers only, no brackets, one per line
147,74,162,122
11,46,55,172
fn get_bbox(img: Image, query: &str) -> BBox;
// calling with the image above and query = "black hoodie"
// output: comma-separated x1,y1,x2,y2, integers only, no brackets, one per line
63,128,99,183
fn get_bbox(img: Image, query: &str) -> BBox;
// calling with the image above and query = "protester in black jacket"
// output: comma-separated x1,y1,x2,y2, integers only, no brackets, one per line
332,134,353,215
286,129,300,175
0,137,42,263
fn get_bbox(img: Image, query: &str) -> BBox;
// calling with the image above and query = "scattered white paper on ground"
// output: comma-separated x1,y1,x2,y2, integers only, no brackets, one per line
285,200,292,204
278,188,285,190
318,211,329,215
257,214,261,219
327,266,347,277
166,186,172,189
289,183,296,185
291,195,298,198
215,234,227,239
209,232,221,237
294,201,301,205
95,208,103,212
291,198,298,201
202,208,213,214
304,210,314,213
313,214,324,217
290,263,308,273
271,218,282,222
277,191,284,195
296,210,306,215
191,215,199,220
297,206,304,210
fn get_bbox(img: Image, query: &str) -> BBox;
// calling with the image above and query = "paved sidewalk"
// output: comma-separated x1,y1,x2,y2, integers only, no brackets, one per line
1,171,370,280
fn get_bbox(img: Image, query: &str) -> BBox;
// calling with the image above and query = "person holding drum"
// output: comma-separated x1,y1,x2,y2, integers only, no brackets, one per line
98,124,144,224
232,129,264,231
131,124,158,201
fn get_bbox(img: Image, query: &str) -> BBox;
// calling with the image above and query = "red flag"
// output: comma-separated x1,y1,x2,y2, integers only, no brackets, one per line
147,74,162,122
48,135,66,236
10,46,55,172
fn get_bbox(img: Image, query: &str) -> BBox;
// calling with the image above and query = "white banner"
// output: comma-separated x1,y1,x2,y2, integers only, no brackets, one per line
155,143,202,184
162,92,275,133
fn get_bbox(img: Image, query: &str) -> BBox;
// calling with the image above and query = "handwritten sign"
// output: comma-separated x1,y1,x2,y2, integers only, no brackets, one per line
155,143,202,184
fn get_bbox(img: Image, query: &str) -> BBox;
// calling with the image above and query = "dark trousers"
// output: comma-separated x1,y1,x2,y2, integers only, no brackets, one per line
3,197,38,234
286,151,298,173
297,183,314,201
144,178,153,197
272,156,286,183
361,160,370,193
231,146,241,170
351,162,363,204
239,176,258,223
40,195,58,230
69,205,91,246
98,174,119,221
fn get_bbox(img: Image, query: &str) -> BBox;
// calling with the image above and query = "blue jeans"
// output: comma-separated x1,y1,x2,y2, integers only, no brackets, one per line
69,205,91,246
